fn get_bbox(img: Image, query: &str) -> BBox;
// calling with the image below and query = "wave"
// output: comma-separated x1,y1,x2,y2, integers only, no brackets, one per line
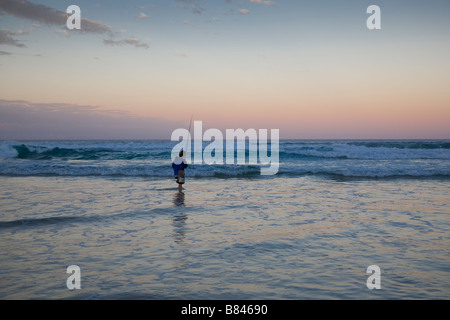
280,142,450,160
346,141,450,150
280,140,450,149
3,141,450,161
1,140,449,179
0,140,173,159
0,162,449,179
8,144,171,161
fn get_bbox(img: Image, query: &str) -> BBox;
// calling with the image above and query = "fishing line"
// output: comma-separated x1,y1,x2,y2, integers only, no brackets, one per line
185,114,193,156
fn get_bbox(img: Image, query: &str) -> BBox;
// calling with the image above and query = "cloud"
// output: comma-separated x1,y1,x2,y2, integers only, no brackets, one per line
56,29,69,39
176,0,205,15
249,0,276,5
173,0,273,23
0,0,150,50
0,29,26,47
103,38,149,49
0,50,12,55
137,12,148,19
0,0,113,35
0,99,181,140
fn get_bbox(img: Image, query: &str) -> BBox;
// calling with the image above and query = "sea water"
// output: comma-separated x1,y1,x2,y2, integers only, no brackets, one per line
0,140,449,299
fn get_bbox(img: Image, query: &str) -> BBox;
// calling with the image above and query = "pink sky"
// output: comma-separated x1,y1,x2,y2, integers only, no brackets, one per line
1,1,449,139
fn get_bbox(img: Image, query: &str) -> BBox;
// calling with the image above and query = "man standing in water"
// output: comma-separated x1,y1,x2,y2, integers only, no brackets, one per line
172,150,188,192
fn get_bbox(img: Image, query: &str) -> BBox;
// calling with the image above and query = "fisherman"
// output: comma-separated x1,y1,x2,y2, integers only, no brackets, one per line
172,149,188,192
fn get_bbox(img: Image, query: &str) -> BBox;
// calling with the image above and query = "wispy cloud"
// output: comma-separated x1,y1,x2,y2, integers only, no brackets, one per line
249,0,276,6
176,0,205,15
0,0,149,50
137,12,148,19
103,38,149,49
0,29,26,48
172,0,274,24
0,0,112,35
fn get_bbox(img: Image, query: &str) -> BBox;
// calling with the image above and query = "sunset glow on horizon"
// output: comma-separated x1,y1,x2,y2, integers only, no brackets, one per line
1,0,449,139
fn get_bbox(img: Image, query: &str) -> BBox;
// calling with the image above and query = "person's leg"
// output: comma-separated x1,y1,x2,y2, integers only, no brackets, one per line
177,170,185,192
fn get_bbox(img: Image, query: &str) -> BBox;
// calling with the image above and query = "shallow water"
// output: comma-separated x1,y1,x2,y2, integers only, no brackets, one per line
0,175,449,299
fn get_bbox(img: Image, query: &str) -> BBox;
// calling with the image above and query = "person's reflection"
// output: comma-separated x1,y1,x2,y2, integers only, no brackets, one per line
172,192,187,244
173,191,185,207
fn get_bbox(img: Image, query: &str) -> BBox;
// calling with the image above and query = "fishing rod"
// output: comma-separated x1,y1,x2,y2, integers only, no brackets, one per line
185,114,193,157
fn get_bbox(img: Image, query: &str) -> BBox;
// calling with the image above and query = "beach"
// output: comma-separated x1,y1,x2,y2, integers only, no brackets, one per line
0,140,449,299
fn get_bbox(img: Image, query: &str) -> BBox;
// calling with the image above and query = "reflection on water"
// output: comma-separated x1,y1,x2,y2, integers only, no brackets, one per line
173,191,185,207
172,192,187,244
1,176,449,299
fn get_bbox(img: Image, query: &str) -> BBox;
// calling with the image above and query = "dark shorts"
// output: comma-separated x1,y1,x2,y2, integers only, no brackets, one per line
175,170,185,184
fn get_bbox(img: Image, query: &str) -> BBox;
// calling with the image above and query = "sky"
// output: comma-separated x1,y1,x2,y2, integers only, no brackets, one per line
0,0,449,139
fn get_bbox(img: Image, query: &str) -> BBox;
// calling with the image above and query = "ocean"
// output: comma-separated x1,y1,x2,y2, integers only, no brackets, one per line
0,139,449,299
